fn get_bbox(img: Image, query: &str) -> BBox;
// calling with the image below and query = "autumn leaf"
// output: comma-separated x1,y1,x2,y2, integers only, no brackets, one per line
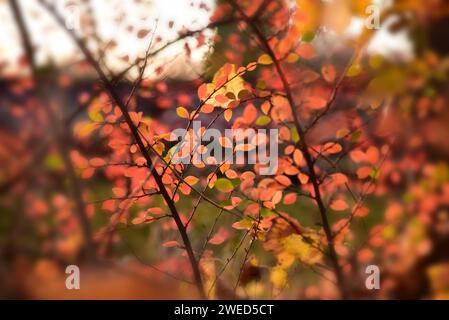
303,96,327,110
346,63,362,77
137,29,150,38
270,267,288,288
176,106,189,119
296,43,316,60
261,101,271,115
256,115,271,126
322,63,336,83
243,104,257,123
275,175,292,187
224,109,233,122
184,176,199,186
162,241,180,248
232,217,254,230
197,83,208,100
209,227,231,245
214,178,234,193
258,54,273,65
330,199,348,211
323,142,343,154
283,193,297,205
293,149,303,166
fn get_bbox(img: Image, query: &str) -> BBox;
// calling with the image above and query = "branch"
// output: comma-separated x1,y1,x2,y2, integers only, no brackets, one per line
227,0,349,298
37,0,207,298
8,0,96,260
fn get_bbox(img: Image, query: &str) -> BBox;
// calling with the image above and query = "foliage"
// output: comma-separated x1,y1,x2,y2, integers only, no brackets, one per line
1,0,449,300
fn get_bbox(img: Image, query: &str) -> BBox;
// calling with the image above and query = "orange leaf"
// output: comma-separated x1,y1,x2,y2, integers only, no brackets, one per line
329,173,348,186
184,176,199,186
224,109,233,122
350,150,365,163
176,106,189,119
324,142,342,154
258,54,273,65
303,96,327,110
298,173,309,184
293,149,304,166
162,240,180,248
275,175,292,187
261,101,271,115
225,169,238,179
272,190,283,204
330,199,348,211
202,104,214,114
296,43,316,59
197,83,208,100
356,166,371,179
147,207,164,215
322,63,336,83
243,104,257,123
365,146,379,164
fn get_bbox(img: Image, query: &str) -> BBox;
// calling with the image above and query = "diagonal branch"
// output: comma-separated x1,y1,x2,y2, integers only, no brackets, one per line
37,0,206,298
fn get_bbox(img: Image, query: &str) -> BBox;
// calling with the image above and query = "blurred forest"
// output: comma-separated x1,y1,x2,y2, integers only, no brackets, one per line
1,0,449,300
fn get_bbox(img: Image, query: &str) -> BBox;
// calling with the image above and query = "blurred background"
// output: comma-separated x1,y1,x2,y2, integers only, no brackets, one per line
1,0,449,299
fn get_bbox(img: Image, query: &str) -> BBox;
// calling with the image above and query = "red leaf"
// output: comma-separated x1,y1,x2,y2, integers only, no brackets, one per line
284,193,297,205
209,227,230,245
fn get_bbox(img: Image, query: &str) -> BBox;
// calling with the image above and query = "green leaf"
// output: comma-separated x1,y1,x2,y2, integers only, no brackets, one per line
291,127,300,143
215,178,234,192
351,130,362,142
238,89,251,99
231,178,241,188
369,166,380,180
256,115,271,126
256,80,266,90
232,216,254,230
44,154,63,170
261,208,275,218
302,31,315,42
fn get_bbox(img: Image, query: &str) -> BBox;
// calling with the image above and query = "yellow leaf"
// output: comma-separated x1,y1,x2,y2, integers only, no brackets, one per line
176,106,189,119
277,252,295,269
286,53,299,63
369,54,384,69
294,0,322,34
258,54,273,65
88,109,104,122
209,64,246,108
346,63,362,77
282,234,322,265
270,267,288,288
